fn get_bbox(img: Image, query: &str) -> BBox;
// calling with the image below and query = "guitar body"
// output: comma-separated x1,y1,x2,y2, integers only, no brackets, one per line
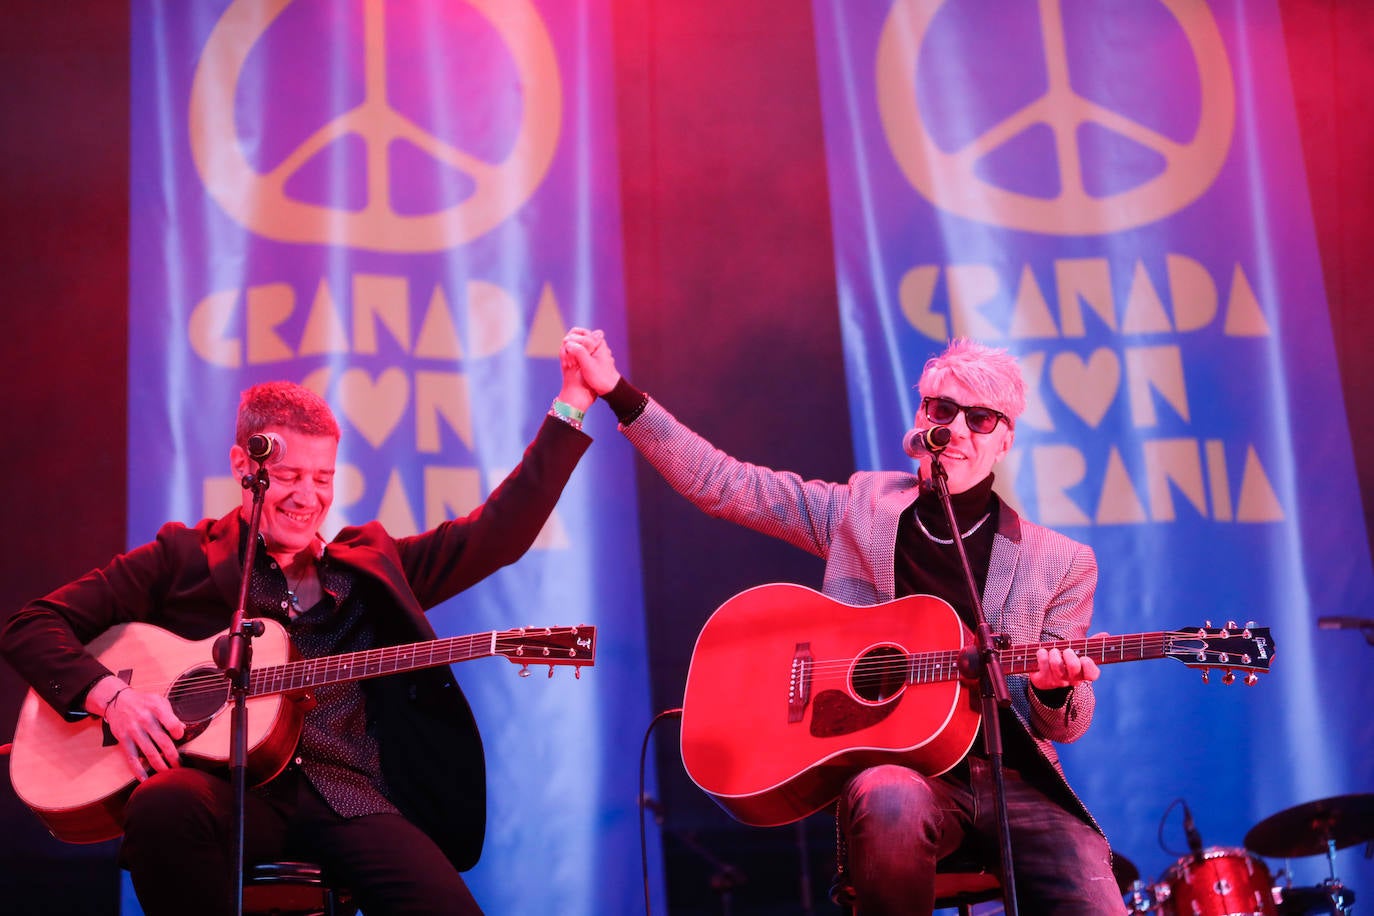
681,583,981,827
10,620,305,844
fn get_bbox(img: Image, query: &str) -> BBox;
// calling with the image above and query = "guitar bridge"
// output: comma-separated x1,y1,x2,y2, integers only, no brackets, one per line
788,642,813,723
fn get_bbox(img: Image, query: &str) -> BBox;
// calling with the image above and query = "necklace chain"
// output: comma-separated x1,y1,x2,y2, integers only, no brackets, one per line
915,510,991,545
285,562,313,611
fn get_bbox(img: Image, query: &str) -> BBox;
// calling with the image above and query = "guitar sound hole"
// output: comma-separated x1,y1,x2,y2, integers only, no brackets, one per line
168,666,232,728
851,647,907,703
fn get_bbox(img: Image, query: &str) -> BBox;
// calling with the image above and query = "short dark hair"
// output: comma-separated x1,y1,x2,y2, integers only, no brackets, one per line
235,381,341,449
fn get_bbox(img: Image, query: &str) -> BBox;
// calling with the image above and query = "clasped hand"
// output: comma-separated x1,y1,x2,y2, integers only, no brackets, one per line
560,327,621,396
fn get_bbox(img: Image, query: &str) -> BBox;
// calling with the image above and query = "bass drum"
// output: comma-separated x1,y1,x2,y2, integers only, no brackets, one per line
1157,847,1278,916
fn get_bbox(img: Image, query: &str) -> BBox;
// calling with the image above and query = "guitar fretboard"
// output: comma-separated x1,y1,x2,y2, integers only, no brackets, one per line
247,631,537,695
903,630,1246,684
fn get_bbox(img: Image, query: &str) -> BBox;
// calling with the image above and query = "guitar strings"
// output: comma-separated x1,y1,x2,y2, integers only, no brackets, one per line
782,632,1257,684
100,630,593,708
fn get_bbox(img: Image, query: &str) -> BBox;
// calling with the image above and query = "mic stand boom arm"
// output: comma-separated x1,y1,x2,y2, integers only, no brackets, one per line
926,453,1019,916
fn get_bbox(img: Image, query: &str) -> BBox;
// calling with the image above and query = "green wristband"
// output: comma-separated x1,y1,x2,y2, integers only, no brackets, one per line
550,399,586,429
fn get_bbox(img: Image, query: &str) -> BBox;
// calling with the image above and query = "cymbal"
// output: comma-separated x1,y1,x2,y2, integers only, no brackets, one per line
1111,852,1140,893
1244,794,1374,858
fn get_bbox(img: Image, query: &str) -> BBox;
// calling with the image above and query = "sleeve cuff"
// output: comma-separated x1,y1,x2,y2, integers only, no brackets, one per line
1031,684,1072,708
604,378,649,425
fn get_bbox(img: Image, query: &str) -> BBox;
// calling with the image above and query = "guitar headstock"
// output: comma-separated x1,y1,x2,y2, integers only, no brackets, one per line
1165,621,1275,685
496,625,596,678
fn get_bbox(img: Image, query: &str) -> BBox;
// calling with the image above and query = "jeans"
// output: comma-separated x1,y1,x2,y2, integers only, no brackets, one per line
120,765,482,916
838,759,1124,915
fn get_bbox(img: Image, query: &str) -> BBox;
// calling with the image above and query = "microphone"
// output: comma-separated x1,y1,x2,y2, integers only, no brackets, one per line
247,433,286,464
1317,616,1374,630
1182,801,1204,859
903,425,952,458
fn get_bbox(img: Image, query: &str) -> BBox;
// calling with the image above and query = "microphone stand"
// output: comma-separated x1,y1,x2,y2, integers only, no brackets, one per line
221,460,271,916
926,450,1019,915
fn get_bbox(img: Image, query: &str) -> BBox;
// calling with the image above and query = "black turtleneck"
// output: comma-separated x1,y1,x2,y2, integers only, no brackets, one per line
894,473,999,630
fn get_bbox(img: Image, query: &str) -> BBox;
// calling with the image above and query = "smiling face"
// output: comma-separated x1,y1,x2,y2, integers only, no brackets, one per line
916,377,1014,494
231,426,338,563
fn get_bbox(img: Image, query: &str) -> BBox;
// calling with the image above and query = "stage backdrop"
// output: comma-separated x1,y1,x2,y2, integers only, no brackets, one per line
813,0,1374,898
126,2,662,914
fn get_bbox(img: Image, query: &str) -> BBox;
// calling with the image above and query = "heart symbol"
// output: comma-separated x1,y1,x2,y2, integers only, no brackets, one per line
1050,348,1119,428
338,367,409,448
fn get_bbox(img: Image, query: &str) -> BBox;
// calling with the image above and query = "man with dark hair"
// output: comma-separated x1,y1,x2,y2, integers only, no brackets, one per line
2,356,596,915
565,328,1123,915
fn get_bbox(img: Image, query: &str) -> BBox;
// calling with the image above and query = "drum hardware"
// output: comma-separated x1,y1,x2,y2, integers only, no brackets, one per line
1271,881,1355,916
1124,876,1160,913
1244,794,1374,916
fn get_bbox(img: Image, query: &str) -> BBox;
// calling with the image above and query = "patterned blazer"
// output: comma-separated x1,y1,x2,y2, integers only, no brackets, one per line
623,398,1103,830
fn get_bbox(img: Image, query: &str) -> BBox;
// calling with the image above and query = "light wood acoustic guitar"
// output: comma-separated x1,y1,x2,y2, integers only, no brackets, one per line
9,618,596,843
679,583,1274,827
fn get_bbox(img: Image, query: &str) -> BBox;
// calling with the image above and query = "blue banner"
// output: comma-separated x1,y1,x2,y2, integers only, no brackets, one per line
128,2,661,913
813,0,1374,898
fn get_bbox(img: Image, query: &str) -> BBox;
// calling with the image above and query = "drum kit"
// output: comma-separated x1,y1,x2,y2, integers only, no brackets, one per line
1121,793,1373,915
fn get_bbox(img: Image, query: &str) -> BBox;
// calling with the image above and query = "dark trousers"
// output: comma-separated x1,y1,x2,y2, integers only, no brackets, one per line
838,758,1124,916
120,766,482,916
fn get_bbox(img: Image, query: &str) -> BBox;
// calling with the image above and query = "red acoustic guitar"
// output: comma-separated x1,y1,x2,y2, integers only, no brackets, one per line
679,583,1274,827
9,619,596,844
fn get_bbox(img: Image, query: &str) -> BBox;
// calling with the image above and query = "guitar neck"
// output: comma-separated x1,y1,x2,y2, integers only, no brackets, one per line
908,624,1271,683
995,632,1171,676
249,631,502,696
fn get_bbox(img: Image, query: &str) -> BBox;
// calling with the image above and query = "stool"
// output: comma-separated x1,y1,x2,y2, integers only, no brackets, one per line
931,866,1002,915
829,862,1003,915
242,861,355,916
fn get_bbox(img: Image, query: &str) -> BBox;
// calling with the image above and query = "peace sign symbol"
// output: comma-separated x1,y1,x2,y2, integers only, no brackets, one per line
189,0,561,253
876,0,1235,235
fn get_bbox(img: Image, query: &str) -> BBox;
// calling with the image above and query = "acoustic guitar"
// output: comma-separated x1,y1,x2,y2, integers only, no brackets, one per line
679,583,1274,827
9,618,596,843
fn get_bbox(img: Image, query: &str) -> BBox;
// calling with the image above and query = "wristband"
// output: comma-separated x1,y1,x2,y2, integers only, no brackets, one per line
549,398,586,430
104,685,130,719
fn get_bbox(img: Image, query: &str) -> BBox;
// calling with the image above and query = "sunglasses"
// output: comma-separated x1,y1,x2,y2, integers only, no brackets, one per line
922,396,1009,435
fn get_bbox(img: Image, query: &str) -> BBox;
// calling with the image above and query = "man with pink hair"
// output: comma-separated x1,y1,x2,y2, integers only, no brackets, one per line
568,329,1122,915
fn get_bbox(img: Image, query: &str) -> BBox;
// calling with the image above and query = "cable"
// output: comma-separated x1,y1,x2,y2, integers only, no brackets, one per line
640,707,683,916
1158,797,1191,860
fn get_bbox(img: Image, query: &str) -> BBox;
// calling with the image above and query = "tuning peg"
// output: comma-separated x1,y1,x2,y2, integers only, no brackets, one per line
519,665,531,678
1222,671,1236,685
1204,620,1213,628
1201,670,1210,684
547,665,554,678
1244,672,1259,686
575,667,581,679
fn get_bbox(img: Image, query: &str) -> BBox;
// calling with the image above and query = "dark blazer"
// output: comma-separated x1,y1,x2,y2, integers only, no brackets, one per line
1,414,591,870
